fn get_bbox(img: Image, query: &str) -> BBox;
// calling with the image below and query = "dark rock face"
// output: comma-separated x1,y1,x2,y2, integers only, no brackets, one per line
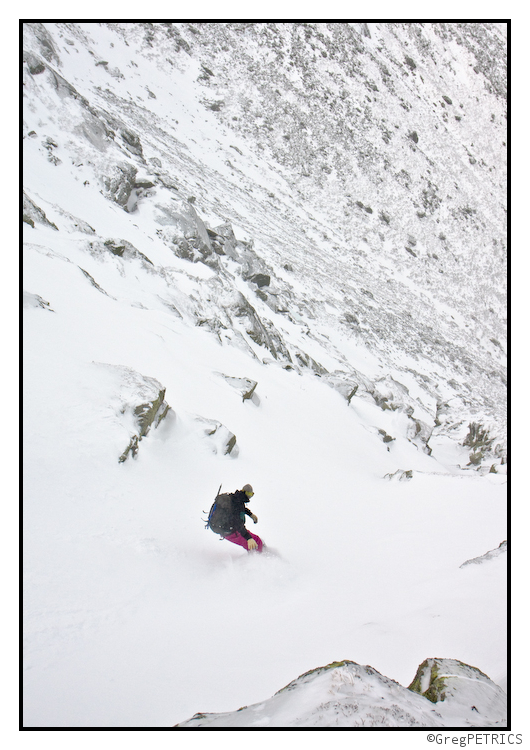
116,371,171,463
250,273,271,288
24,23,59,64
23,50,46,75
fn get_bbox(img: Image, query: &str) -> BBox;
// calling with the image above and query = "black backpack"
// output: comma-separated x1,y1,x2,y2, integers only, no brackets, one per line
205,487,234,536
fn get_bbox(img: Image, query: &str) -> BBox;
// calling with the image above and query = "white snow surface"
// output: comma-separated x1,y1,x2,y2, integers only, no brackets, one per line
176,660,507,728
22,22,507,729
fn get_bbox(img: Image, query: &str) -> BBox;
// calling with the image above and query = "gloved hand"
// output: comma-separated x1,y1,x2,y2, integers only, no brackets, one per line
247,538,258,551
250,513,258,524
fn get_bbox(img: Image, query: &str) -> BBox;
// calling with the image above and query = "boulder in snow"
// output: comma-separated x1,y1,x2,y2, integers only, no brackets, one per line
216,374,258,403
94,365,171,463
408,658,507,724
193,416,238,456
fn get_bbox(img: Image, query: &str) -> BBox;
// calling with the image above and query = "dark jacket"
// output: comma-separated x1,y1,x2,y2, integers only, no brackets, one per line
225,490,254,540
208,490,255,538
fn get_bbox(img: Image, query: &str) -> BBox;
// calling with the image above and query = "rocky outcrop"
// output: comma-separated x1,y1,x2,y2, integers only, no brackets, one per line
175,658,506,727
385,469,413,481
462,422,495,467
408,658,506,722
103,162,139,211
23,22,60,65
23,291,54,311
95,365,171,463
193,416,238,456
231,292,286,360
155,197,218,267
460,540,507,568
23,50,46,76
87,238,154,268
78,268,112,297
23,192,58,230
217,374,258,403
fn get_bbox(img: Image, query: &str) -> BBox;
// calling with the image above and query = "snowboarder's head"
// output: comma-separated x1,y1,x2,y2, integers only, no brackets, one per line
242,483,254,500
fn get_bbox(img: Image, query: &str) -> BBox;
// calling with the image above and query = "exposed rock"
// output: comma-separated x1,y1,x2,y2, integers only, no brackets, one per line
231,292,282,358
23,291,54,311
23,192,58,230
155,197,216,266
86,238,154,267
113,367,171,463
175,658,506,727
103,162,139,211
120,128,143,157
323,369,374,404
291,346,328,375
462,422,494,466
360,23,371,38
369,376,416,414
460,540,507,568
23,50,46,75
78,268,112,297
217,374,258,403
24,22,59,65
378,429,395,448
194,416,238,456
46,66,88,103
366,376,434,454
384,469,413,481
250,273,271,288
408,658,506,723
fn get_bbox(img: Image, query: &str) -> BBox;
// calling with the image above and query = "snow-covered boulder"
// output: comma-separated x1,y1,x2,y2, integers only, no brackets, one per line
174,659,506,728
216,374,258,403
408,658,507,726
96,365,171,463
155,197,216,266
193,416,237,456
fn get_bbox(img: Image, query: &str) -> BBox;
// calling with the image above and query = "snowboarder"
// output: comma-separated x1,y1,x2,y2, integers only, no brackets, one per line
206,484,264,552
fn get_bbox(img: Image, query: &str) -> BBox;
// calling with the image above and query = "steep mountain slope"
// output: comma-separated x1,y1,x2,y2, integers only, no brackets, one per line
23,22,507,728
23,21,507,468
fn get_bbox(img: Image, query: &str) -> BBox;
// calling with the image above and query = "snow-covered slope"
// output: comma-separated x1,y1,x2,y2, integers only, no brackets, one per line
175,659,507,728
23,22,507,728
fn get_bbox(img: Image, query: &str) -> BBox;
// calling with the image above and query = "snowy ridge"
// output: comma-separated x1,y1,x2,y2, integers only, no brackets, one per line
23,23,507,728
175,659,506,728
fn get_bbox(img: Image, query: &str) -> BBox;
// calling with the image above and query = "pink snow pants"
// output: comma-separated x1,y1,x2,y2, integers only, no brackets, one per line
224,530,264,552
